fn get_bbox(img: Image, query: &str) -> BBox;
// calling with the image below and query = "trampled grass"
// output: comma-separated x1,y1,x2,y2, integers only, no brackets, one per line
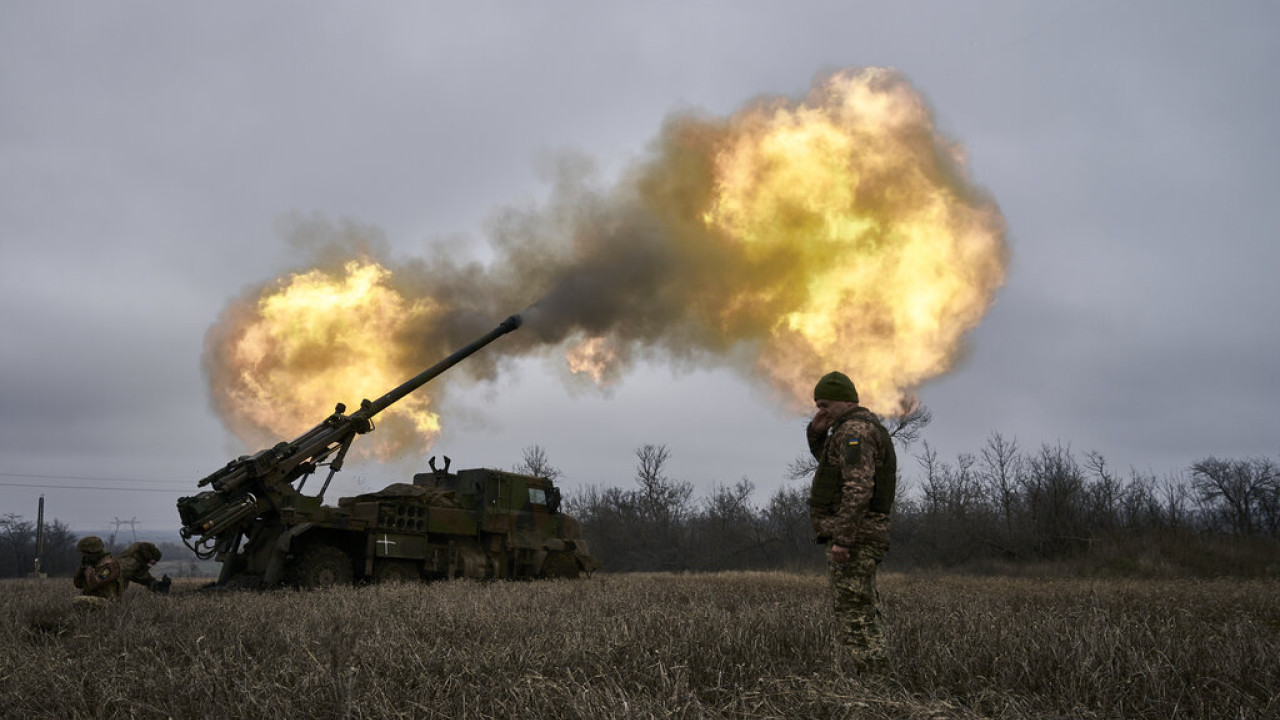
1,572,1275,719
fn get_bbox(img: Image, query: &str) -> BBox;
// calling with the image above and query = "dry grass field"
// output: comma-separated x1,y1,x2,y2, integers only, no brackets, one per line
1,571,1276,719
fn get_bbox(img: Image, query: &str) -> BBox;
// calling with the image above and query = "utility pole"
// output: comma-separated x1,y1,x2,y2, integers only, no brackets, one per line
28,496,46,579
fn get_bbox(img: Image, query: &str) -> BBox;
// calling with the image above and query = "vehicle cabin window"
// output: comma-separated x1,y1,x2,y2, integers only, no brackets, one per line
528,488,547,506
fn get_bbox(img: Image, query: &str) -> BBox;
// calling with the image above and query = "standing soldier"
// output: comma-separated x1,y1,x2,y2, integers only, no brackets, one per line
806,371,897,671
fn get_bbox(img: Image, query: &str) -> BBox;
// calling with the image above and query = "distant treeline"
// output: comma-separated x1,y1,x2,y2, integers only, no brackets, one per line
0,516,198,579
0,515,78,578
553,432,1280,577
6,425,1276,579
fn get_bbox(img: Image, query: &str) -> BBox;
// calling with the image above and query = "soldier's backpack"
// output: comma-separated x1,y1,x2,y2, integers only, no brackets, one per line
83,556,122,592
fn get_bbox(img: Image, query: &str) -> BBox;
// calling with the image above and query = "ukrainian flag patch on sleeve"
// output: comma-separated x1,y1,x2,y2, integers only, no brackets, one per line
844,438,862,465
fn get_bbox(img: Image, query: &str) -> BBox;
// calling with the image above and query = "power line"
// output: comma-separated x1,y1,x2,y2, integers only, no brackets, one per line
0,471,191,493
0,471,192,494
0,480,188,494
0,471,187,485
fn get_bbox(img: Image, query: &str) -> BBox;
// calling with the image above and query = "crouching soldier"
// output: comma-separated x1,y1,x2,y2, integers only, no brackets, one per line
74,537,170,603
118,541,171,594
73,536,125,600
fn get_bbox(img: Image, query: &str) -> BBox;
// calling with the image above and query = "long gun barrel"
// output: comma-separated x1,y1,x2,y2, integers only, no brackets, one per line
355,313,522,420
177,314,523,555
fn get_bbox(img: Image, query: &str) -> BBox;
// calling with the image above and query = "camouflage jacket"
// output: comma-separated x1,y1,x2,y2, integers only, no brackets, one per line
117,553,159,590
807,406,897,550
73,554,125,599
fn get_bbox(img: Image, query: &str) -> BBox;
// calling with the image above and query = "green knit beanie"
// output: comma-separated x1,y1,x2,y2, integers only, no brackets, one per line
813,371,858,403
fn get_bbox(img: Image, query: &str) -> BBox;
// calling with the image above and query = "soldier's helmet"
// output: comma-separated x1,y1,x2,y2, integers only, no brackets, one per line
123,542,163,563
77,536,105,555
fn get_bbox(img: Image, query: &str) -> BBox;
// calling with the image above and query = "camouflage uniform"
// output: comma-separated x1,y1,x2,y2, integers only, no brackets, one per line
117,542,164,591
73,538,165,599
808,405,897,668
73,536,126,599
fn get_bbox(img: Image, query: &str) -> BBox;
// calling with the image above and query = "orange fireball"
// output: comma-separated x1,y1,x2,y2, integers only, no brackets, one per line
204,68,1007,456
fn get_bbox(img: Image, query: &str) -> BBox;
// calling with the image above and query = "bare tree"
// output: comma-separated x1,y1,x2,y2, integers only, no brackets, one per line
692,478,774,569
980,432,1024,550
634,444,692,525
1161,473,1192,530
1256,460,1280,536
761,482,818,569
1085,450,1121,532
0,514,80,577
883,400,933,448
786,452,819,481
514,444,562,481
916,440,947,512
1117,469,1162,530
0,514,34,577
1023,443,1089,557
1190,457,1278,536
702,478,756,527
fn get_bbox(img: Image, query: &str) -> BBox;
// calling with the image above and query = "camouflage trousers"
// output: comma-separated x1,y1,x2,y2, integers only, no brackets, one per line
828,543,887,668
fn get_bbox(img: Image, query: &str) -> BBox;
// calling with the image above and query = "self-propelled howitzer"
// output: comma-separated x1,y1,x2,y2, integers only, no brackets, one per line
175,313,596,588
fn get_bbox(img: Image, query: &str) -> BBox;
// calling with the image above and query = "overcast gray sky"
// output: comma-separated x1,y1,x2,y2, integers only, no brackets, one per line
2,2,1277,534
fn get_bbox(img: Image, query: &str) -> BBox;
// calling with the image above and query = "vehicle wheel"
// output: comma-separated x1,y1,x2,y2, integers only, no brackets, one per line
292,544,353,588
373,559,420,584
541,551,580,579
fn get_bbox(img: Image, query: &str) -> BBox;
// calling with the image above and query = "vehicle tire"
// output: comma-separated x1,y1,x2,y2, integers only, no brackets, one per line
292,544,353,588
541,551,580,579
373,559,420,584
